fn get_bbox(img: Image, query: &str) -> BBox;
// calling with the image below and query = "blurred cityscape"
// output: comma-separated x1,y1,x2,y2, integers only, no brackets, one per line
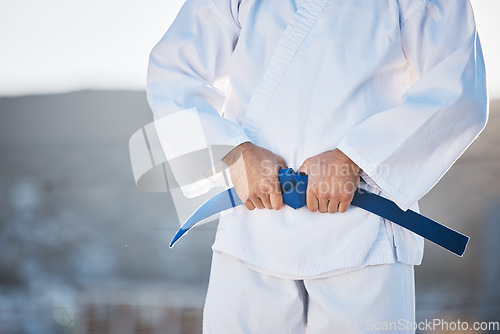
0,91,498,333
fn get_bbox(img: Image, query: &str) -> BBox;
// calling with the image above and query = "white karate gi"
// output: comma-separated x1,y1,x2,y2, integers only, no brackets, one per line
203,250,415,334
147,0,487,331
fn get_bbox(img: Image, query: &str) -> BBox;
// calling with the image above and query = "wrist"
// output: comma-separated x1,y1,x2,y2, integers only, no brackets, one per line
335,148,361,175
222,141,253,166
238,141,253,153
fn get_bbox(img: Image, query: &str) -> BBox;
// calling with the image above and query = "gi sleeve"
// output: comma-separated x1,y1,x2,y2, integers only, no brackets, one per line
147,0,251,166
336,0,488,211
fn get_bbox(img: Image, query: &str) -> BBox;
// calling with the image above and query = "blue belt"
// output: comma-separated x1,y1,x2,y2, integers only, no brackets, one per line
170,168,469,256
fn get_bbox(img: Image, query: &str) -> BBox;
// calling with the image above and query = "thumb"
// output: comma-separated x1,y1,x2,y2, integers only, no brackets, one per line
275,157,288,173
296,161,308,174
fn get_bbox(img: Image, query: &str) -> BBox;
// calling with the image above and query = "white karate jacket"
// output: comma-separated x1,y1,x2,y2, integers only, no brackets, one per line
147,0,488,277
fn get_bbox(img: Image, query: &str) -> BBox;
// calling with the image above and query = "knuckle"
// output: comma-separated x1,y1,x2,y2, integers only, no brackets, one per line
258,187,268,195
249,195,259,202
262,182,275,193
257,191,268,198
262,178,273,187
340,193,352,202
318,192,329,200
249,187,260,196
329,194,340,203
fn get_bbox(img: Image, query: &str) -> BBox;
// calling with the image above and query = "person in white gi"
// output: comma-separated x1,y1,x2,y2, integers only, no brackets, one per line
147,0,488,332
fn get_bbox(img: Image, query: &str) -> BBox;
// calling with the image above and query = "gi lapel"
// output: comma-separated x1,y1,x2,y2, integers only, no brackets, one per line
242,0,330,139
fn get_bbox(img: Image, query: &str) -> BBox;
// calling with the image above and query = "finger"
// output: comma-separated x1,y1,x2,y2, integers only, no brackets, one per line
328,200,340,214
318,198,329,213
338,200,351,213
250,196,265,209
306,191,319,212
270,191,284,210
269,177,284,210
260,194,273,210
244,200,255,211
297,164,306,174
276,161,288,172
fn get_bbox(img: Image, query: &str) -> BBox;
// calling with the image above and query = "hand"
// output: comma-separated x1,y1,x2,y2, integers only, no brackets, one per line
297,149,361,213
222,142,287,210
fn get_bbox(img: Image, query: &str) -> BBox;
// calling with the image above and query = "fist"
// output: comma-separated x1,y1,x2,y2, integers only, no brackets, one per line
222,142,287,210
297,149,361,213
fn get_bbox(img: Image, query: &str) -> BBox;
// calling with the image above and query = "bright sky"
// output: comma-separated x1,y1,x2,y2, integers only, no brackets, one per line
0,0,499,99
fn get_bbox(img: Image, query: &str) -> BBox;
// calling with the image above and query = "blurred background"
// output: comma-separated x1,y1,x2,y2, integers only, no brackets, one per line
0,0,499,333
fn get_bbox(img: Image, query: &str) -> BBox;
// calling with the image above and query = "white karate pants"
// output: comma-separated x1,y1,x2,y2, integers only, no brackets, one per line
203,251,415,334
